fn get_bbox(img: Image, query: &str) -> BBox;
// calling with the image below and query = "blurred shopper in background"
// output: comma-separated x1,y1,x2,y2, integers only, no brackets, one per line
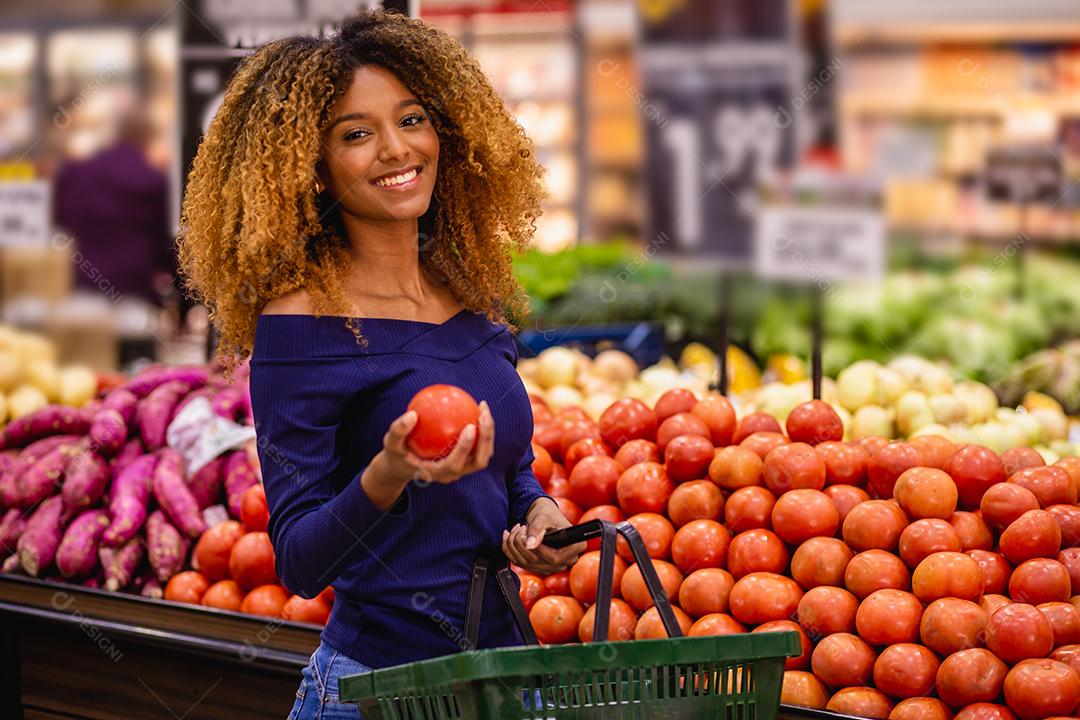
52,106,174,305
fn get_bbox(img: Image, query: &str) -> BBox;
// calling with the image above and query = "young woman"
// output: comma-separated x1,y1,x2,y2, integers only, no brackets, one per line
177,12,583,718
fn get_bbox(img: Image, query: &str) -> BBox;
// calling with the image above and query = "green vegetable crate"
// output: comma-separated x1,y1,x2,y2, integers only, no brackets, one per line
339,519,800,719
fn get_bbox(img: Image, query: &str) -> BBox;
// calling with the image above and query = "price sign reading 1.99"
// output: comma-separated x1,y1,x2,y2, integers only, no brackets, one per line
639,0,796,265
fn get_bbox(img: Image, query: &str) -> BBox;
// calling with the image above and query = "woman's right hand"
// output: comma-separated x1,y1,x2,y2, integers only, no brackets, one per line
362,403,495,508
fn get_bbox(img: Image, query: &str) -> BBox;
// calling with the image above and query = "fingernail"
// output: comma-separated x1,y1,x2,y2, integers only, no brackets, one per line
502,530,508,541
526,537,538,549
464,424,476,439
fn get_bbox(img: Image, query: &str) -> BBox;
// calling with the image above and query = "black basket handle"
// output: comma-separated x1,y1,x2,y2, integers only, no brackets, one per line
463,519,684,647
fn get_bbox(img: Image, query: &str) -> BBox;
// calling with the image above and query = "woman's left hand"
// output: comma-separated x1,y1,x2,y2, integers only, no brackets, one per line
503,498,586,576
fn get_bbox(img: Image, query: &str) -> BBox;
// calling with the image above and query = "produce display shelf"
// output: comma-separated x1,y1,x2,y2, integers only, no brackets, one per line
780,704,863,720
0,573,321,720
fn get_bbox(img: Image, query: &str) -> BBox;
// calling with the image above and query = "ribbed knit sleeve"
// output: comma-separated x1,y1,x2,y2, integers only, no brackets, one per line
249,359,411,599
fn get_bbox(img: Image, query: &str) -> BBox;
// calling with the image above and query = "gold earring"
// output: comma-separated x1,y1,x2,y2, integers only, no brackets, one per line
314,181,324,194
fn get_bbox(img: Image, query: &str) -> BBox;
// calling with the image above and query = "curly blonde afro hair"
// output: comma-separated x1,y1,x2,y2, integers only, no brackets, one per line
177,10,545,359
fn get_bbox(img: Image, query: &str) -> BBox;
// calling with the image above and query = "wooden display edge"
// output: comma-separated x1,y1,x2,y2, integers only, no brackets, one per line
0,574,320,667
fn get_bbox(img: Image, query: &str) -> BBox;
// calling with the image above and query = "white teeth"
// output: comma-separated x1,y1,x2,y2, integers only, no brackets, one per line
375,168,418,187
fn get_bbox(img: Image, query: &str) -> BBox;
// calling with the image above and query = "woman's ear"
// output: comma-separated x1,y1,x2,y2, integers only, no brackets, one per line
314,162,331,196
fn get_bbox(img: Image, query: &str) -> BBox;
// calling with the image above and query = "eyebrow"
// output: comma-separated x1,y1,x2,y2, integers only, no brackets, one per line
328,98,425,128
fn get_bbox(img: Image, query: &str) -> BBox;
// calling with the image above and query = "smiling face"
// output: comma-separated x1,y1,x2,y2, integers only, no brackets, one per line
318,65,440,226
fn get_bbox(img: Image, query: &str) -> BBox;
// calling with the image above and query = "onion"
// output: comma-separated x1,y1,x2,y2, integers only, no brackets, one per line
852,405,894,439
592,350,638,384
535,347,581,389
545,384,583,410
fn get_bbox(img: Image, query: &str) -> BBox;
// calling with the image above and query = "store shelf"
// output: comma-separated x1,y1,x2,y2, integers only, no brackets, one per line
0,574,321,720
836,21,1080,47
841,95,1080,118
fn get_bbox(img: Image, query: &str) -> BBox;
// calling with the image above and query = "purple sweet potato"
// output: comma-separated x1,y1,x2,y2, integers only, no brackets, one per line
102,454,158,547
89,409,127,456
211,386,245,421
153,449,206,538
140,575,163,599
15,441,80,508
188,456,225,509
136,380,188,451
56,509,110,578
111,438,144,476
0,508,26,554
61,452,110,515
146,509,189,584
0,405,93,450
2,554,21,574
101,536,145,591
224,451,258,519
121,365,208,398
17,495,64,576
102,387,138,426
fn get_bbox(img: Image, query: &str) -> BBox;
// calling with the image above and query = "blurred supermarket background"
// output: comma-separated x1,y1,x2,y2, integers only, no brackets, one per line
3,0,1080,434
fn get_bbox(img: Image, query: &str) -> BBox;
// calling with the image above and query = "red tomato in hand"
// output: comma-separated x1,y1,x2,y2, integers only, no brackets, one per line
785,400,843,445
598,398,657,448
405,384,480,459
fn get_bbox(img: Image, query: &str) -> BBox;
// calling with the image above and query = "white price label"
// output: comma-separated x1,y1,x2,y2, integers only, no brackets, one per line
0,181,49,248
754,206,885,284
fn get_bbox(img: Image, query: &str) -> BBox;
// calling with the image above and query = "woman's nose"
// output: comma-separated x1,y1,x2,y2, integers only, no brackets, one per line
379,127,409,163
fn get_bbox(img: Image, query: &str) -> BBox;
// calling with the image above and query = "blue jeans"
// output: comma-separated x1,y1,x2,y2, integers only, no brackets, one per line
288,642,370,719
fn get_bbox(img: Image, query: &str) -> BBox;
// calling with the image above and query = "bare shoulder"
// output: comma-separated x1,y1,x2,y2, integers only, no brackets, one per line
261,289,314,316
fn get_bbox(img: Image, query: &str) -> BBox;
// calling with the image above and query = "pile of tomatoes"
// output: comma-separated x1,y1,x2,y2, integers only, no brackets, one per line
522,390,1080,720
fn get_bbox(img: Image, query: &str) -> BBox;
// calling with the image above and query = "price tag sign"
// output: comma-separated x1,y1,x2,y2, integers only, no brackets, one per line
754,205,885,284
0,181,50,248
985,145,1063,205
639,0,797,265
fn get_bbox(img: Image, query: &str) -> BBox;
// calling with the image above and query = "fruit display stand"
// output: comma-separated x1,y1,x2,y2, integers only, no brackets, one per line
0,572,319,720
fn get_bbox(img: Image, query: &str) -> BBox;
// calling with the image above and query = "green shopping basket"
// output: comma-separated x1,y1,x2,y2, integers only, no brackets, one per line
338,519,801,719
